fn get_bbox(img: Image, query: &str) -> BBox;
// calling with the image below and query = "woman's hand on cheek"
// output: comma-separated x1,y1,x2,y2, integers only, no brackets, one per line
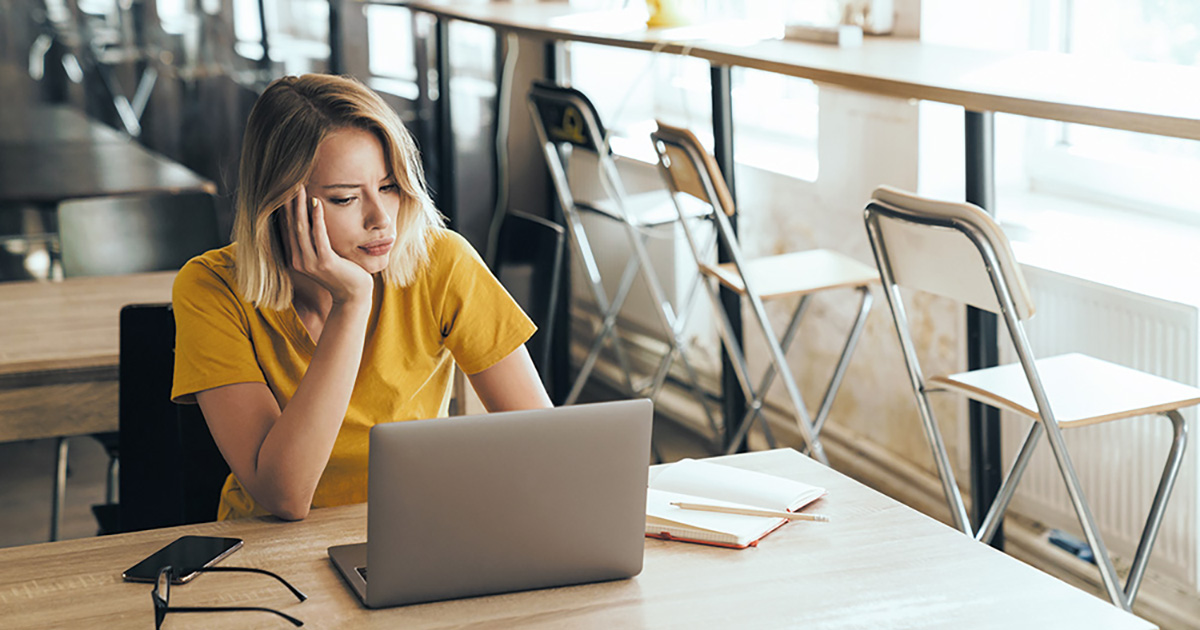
286,185,374,305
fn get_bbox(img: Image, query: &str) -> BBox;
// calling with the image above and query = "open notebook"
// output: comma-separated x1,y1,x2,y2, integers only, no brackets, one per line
646,458,826,548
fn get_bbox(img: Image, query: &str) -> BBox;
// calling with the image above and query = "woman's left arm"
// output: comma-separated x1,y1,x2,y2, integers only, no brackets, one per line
468,345,553,412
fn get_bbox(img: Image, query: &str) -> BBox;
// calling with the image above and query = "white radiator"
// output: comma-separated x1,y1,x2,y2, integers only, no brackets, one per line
999,266,1199,590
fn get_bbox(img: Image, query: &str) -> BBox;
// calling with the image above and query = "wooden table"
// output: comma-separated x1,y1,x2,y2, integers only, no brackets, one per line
0,104,128,145
0,271,176,442
0,103,214,283
394,1,1200,138
0,103,215,205
0,449,1156,629
0,135,215,207
0,271,176,541
0,141,216,206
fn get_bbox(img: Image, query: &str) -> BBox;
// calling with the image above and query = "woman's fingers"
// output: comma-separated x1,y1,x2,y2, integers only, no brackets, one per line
310,196,335,258
292,185,316,263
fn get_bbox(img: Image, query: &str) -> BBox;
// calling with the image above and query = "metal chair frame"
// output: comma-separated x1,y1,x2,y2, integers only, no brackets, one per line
651,123,874,462
863,187,1191,610
527,82,718,435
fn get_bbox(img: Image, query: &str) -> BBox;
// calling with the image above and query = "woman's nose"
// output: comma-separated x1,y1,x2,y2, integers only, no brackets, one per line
363,195,393,230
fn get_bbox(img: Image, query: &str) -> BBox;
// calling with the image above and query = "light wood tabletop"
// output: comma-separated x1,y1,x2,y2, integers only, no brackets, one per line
0,449,1156,629
395,0,1200,141
0,271,176,443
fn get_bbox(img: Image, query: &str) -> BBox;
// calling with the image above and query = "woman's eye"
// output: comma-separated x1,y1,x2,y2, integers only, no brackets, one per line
380,183,399,194
329,197,355,206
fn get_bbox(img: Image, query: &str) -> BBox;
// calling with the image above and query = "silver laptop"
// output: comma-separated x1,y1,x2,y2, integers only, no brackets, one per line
328,399,652,608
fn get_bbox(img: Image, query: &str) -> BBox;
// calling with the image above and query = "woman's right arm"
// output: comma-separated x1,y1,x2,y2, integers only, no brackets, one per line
195,188,373,520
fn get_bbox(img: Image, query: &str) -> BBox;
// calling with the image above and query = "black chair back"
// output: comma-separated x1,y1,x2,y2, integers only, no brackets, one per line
118,303,229,533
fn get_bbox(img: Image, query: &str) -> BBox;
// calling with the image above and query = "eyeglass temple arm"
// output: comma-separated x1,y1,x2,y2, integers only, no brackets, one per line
163,605,304,627
192,566,308,601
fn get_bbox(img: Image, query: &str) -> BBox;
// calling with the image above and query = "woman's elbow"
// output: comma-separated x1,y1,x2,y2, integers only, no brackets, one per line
268,498,311,521
251,482,313,521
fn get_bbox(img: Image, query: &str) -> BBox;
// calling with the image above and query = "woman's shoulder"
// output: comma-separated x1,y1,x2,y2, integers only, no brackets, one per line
425,227,475,257
174,243,240,300
420,228,483,276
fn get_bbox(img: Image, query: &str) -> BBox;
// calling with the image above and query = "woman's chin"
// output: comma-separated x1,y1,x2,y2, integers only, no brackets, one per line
356,258,388,276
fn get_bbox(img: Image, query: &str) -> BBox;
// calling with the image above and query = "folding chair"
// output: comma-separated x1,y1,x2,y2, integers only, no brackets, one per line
527,81,717,435
650,122,878,463
863,185,1200,610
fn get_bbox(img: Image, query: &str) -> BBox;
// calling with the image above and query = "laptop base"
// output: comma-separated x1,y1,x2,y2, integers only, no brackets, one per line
328,542,368,604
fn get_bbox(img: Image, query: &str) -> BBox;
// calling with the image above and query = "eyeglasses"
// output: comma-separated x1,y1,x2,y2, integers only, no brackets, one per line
152,565,307,628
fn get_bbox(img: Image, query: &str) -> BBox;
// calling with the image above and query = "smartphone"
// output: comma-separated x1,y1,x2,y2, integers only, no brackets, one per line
122,535,244,584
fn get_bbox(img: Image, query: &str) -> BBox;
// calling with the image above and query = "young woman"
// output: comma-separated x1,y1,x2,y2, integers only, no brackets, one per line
171,74,552,521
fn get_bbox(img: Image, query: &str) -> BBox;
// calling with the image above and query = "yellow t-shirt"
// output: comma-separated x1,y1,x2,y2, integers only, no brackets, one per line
170,228,536,520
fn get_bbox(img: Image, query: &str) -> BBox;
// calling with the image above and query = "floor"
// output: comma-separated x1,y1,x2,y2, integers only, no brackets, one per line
0,393,716,549
0,436,111,547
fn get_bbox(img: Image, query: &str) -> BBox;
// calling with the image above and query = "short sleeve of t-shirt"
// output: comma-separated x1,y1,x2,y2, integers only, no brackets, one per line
427,230,536,374
171,250,267,403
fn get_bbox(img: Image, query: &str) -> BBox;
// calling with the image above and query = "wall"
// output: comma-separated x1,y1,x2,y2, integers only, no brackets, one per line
731,83,969,485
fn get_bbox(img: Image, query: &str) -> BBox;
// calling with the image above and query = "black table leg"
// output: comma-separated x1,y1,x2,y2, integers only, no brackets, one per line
710,64,744,453
965,109,1003,549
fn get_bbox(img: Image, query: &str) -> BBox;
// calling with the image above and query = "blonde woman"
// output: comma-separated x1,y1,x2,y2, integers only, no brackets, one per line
171,74,551,521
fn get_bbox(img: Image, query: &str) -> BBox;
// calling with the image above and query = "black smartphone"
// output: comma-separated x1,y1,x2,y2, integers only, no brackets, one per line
122,535,244,584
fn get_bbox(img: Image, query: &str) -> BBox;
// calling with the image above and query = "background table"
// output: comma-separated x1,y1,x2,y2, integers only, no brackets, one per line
0,271,176,541
0,271,176,442
0,104,215,206
0,104,127,144
0,449,1156,629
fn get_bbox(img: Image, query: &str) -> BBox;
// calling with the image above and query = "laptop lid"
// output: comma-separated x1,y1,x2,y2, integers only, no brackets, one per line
336,399,652,608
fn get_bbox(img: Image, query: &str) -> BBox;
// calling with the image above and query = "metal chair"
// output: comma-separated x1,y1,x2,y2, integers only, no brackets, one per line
863,185,1200,610
527,81,717,435
52,191,222,538
492,209,566,392
650,121,878,462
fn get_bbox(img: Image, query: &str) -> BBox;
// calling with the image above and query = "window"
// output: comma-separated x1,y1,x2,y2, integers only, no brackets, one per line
925,0,1200,224
228,0,330,75
567,35,819,182
1025,0,1200,223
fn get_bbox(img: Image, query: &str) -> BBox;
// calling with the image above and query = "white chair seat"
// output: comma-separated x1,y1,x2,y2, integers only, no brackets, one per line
702,249,879,300
932,352,1200,427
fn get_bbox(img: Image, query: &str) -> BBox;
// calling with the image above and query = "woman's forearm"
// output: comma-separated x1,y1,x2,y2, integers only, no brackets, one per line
247,299,371,519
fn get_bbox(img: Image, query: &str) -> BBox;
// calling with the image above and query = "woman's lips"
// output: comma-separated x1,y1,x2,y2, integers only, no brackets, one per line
359,238,394,257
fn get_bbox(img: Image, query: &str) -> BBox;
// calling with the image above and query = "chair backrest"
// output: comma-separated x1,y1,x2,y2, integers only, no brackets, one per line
864,185,1035,321
493,210,565,389
58,191,223,277
527,80,609,156
118,303,229,533
527,81,632,216
650,121,737,217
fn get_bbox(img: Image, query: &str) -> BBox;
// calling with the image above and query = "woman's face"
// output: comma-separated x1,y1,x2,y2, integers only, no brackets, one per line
304,126,401,275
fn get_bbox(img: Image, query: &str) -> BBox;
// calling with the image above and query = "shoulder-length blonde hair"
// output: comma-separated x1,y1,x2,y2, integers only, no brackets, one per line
232,73,444,310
